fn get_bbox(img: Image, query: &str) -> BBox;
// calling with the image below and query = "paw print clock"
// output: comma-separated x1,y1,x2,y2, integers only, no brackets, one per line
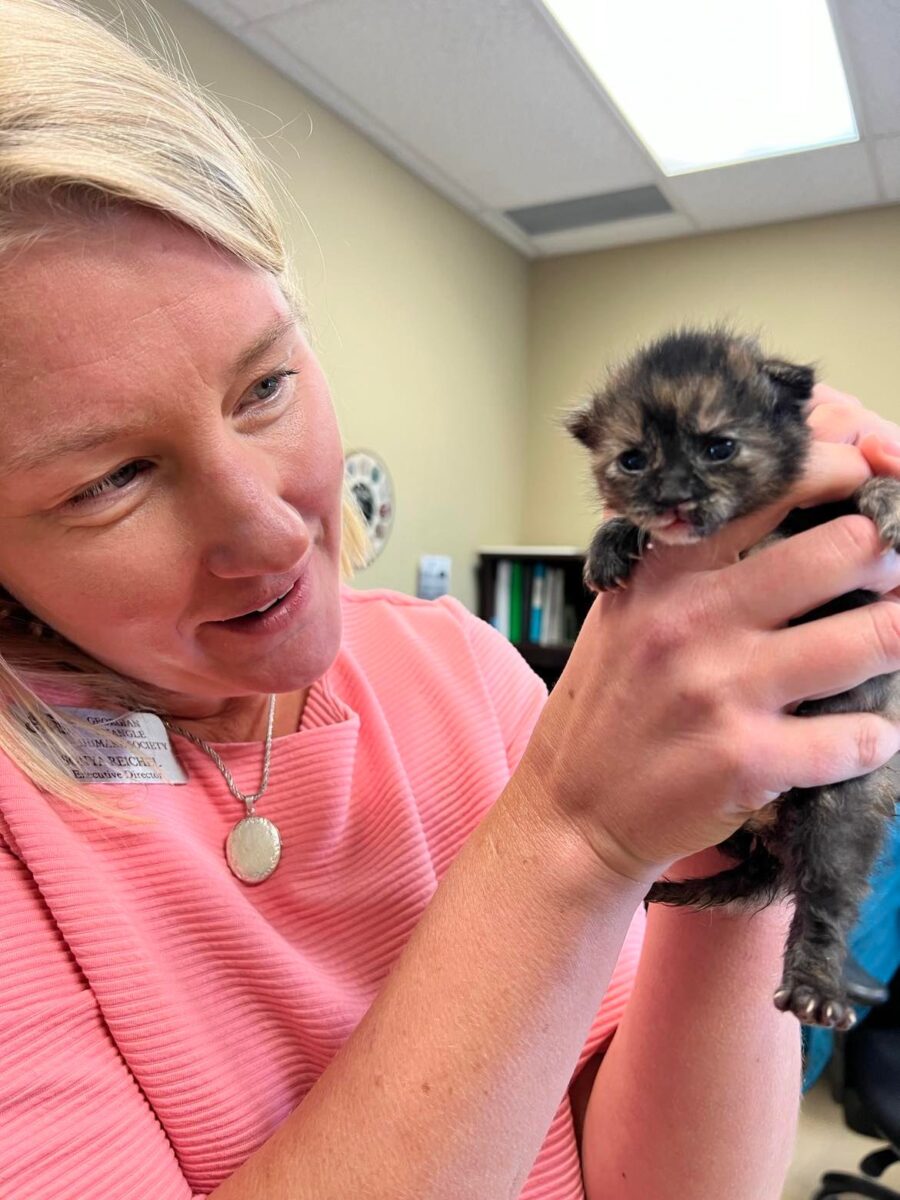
343,449,395,567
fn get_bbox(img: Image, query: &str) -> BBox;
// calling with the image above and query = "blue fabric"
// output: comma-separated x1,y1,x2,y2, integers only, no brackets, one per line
802,814,900,1091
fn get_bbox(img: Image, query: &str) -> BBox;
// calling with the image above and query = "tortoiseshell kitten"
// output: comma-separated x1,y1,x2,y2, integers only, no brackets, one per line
563,327,899,1029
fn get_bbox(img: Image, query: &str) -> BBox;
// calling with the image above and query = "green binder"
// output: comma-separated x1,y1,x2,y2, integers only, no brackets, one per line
509,560,523,643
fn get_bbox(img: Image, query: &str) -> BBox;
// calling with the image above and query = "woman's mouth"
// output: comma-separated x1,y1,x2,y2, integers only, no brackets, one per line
207,566,313,637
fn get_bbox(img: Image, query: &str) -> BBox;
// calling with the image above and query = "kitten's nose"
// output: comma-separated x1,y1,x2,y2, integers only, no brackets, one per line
658,487,703,509
657,472,706,509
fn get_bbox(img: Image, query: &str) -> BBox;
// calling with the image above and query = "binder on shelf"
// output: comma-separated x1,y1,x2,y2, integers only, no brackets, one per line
539,567,557,646
480,549,582,654
529,563,545,642
521,561,534,643
554,568,564,642
538,568,548,645
509,561,523,642
547,568,567,645
492,559,511,638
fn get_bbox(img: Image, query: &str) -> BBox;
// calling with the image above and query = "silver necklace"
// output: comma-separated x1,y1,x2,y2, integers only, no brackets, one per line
161,693,282,886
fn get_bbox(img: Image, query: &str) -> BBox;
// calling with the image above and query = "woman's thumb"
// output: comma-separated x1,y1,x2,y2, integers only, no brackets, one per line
859,434,900,479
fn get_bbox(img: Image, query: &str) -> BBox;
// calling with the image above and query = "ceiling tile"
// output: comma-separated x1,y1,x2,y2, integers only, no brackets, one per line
663,142,877,231
182,0,246,31
253,0,658,210
238,23,495,217
230,0,313,21
833,0,900,136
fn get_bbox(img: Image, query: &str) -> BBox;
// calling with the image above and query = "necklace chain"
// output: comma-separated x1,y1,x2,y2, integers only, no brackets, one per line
160,693,277,810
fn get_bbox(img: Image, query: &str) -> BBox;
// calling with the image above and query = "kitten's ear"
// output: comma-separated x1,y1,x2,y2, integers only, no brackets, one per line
762,358,815,416
561,402,599,451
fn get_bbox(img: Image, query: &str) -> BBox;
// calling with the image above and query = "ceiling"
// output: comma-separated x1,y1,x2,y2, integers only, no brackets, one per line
183,0,900,257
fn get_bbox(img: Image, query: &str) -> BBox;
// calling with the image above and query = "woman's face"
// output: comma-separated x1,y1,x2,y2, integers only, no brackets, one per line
0,208,345,734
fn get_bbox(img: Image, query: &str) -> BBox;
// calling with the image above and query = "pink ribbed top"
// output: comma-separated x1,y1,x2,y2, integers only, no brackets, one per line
0,585,644,1199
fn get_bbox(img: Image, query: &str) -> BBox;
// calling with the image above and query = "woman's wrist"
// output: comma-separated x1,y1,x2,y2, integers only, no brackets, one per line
500,767,652,912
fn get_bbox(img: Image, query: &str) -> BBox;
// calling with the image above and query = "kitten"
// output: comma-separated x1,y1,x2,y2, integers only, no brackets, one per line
563,327,899,1029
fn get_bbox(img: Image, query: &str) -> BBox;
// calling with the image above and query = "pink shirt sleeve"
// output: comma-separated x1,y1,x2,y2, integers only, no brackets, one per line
0,829,205,1200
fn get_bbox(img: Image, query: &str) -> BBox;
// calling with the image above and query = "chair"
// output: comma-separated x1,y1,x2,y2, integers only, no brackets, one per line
811,963,900,1199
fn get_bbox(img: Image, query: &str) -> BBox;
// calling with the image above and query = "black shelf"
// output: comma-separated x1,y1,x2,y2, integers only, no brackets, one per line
475,548,591,690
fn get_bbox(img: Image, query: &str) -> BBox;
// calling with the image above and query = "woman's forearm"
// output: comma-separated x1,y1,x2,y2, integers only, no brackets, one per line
583,896,801,1200
209,775,647,1200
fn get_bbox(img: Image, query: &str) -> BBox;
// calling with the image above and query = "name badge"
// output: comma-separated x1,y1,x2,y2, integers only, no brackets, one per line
36,707,188,785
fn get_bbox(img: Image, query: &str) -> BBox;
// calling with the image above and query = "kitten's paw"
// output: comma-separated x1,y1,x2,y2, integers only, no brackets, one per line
584,560,629,592
585,519,644,592
773,984,857,1030
856,477,900,552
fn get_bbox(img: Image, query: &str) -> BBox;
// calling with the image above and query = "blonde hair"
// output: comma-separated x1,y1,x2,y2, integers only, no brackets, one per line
0,0,370,819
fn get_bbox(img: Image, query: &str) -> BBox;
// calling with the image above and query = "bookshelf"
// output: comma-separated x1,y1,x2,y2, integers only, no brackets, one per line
475,545,593,690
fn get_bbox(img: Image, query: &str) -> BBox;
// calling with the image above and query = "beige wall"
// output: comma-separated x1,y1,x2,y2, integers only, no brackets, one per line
527,207,900,546
94,0,530,612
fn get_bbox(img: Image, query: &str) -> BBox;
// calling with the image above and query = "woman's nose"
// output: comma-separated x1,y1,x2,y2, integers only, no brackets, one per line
194,458,311,579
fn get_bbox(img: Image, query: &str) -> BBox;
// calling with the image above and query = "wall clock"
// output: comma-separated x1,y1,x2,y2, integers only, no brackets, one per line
343,449,395,567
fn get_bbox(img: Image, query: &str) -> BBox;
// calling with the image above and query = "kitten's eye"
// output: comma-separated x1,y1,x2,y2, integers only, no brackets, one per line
704,437,736,462
618,448,648,472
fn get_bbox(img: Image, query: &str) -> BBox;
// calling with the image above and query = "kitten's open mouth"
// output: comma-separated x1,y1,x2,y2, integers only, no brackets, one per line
648,510,710,543
654,512,699,533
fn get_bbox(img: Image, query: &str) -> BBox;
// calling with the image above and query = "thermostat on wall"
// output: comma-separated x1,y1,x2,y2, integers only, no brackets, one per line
417,555,451,600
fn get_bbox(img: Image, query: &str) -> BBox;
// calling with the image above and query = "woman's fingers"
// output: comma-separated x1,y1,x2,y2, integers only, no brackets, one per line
807,382,864,414
860,437,900,604
860,434,900,479
806,384,864,422
760,711,900,796
729,515,900,629
810,403,900,447
807,385,900,448
808,403,870,444
760,600,900,708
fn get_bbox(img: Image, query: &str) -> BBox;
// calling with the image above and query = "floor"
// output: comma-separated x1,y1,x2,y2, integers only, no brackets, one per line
782,1077,900,1199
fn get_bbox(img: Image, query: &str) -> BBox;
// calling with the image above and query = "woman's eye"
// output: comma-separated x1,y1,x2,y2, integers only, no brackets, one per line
65,460,153,508
704,437,737,462
245,368,298,408
62,368,301,510
618,448,648,472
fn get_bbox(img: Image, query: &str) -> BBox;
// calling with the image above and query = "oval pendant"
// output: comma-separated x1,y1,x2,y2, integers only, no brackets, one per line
225,815,282,885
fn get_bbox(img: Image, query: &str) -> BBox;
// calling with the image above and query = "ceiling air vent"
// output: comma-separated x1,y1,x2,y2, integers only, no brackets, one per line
504,185,671,236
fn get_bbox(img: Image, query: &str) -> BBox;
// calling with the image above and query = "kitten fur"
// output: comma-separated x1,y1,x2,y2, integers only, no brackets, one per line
563,326,899,1029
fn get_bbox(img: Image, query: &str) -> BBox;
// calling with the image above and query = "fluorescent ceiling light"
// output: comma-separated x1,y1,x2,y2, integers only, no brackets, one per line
541,0,858,175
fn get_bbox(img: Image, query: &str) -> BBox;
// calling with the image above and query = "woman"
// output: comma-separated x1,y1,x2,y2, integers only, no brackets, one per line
3,2,900,1197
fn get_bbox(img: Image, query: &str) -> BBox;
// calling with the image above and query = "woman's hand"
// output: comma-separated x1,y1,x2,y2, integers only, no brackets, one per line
671,385,900,885
517,384,900,888
809,382,900,599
